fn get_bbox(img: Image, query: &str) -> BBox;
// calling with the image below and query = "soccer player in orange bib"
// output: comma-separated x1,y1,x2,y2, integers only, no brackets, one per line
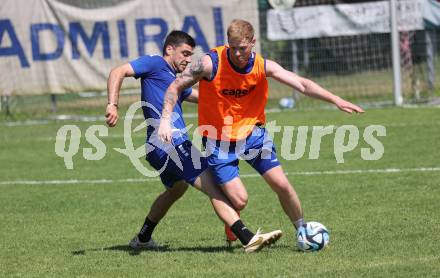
158,19,364,246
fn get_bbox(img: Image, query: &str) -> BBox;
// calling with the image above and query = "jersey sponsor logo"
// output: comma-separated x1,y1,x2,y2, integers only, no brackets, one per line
221,85,256,98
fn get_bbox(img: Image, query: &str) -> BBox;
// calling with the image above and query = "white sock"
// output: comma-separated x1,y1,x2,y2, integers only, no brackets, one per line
294,218,305,229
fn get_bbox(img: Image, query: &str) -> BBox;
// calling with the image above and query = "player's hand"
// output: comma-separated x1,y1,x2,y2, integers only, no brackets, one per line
105,104,119,127
158,119,172,143
334,97,365,114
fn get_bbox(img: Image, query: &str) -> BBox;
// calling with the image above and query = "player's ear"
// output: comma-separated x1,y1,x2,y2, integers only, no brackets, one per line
165,45,174,56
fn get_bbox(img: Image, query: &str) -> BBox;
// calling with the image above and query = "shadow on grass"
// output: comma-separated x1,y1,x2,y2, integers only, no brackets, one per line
72,243,242,256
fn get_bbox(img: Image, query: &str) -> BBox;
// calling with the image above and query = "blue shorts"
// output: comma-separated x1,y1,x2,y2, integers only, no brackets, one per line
146,140,208,188
203,126,281,185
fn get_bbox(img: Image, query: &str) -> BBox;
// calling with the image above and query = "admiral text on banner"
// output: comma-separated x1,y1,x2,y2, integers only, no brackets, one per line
0,0,259,96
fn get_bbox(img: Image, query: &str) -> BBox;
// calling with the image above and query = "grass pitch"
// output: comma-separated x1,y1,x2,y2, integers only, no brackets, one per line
1,106,439,277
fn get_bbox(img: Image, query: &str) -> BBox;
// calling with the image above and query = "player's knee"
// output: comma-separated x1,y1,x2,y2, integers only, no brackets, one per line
232,200,247,211
231,195,248,211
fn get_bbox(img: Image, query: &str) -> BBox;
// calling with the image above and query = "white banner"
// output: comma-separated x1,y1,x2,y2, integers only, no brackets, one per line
424,0,440,27
267,0,426,41
0,0,259,96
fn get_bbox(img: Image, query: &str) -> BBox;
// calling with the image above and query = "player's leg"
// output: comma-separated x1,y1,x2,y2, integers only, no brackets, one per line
144,180,188,223
192,168,282,252
138,180,188,240
203,137,249,211
184,140,282,252
220,177,247,245
219,177,248,211
192,170,239,226
245,127,305,230
208,160,284,250
204,142,249,243
224,210,240,245
129,180,188,249
130,148,189,249
262,165,304,228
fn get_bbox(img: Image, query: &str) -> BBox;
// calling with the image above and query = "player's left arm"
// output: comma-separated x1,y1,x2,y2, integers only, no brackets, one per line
266,59,364,114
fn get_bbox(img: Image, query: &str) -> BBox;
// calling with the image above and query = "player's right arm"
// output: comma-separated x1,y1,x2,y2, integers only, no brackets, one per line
106,63,135,127
158,55,212,142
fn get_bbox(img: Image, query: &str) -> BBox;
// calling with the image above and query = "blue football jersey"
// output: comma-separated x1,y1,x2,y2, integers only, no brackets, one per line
129,55,192,147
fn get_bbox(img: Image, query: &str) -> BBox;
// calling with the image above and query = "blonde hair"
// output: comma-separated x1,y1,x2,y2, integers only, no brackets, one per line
227,19,254,42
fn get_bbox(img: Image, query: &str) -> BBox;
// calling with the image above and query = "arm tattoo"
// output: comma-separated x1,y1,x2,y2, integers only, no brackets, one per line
175,57,204,88
162,92,176,120
188,58,204,76
162,57,204,119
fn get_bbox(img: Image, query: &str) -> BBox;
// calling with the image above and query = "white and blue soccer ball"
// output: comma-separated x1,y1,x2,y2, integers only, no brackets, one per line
279,97,295,109
297,221,330,252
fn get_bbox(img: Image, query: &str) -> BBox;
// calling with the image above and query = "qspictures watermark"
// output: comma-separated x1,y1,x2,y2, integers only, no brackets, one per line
54,101,386,177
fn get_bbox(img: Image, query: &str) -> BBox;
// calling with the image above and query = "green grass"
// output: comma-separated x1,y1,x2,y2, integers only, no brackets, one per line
1,107,440,277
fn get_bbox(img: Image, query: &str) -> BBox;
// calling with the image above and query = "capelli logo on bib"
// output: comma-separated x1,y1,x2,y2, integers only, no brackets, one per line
221,85,256,98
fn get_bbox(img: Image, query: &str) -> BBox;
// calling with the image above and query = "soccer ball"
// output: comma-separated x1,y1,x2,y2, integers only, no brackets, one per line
297,221,329,252
279,97,295,109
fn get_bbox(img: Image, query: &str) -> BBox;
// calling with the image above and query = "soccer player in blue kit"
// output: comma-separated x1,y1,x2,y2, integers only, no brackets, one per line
105,31,282,252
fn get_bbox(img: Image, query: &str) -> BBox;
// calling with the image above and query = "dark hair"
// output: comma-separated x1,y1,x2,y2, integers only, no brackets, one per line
162,30,195,56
